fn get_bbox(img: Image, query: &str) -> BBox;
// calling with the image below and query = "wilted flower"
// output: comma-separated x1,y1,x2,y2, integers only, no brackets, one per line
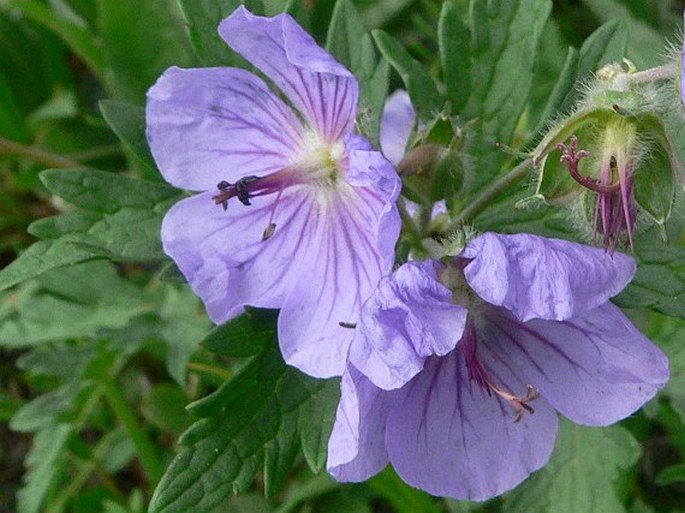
327,232,668,500
146,7,400,378
533,62,680,252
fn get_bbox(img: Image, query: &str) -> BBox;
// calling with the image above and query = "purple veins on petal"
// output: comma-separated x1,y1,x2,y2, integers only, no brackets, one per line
148,7,401,379
328,231,668,500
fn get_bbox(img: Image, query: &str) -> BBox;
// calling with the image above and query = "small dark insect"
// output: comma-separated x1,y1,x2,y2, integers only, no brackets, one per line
338,321,357,329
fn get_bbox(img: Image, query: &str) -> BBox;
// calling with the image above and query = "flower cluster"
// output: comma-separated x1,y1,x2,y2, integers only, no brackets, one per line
147,8,670,503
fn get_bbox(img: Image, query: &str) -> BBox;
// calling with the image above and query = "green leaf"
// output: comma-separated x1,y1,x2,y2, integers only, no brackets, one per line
148,345,340,513
97,0,193,102
99,99,158,178
26,169,181,262
648,316,685,423
614,241,685,319
367,467,443,513
656,463,685,486
141,384,192,434
283,0,311,31
201,308,278,357
178,0,264,67
502,420,640,513
39,168,178,214
372,29,442,123
531,47,578,136
325,0,388,146
160,286,210,385
555,19,627,117
580,0,665,69
326,0,366,72
438,1,471,113
0,239,95,292
0,67,29,142
462,0,552,192
0,261,147,348
3,0,105,81
17,423,72,513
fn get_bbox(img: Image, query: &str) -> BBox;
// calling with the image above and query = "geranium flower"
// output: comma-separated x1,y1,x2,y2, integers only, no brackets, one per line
146,7,400,378
327,232,668,500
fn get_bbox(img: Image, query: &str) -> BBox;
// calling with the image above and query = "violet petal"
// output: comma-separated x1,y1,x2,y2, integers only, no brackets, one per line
480,302,669,426
463,232,636,321
385,350,558,501
219,7,358,142
146,66,303,191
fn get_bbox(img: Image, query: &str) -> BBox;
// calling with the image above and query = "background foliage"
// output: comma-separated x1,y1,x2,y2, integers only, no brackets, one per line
1,0,685,512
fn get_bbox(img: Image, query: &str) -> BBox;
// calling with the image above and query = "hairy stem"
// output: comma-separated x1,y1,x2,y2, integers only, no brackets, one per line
450,158,534,228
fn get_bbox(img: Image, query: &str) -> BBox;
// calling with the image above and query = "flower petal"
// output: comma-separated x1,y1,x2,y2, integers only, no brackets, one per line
219,7,358,143
380,90,415,166
480,302,669,426
385,350,558,501
350,260,467,390
277,183,398,378
344,134,401,271
161,189,323,324
327,365,392,481
146,66,304,191
463,232,636,321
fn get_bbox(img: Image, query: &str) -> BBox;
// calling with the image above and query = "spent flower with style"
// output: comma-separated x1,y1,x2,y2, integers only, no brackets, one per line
146,7,401,378
327,232,669,500
533,62,680,252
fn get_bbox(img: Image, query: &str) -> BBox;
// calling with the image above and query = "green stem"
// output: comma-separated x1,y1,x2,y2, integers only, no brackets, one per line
103,379,164,485
449,158,534,228
0,136,84,168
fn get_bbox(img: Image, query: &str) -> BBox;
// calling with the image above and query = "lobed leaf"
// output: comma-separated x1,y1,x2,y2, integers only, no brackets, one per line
372,29,442,123
326,0,389,146
149,344,339,513
502,420,640,513
614,242,685,319
100,99,159,179
97,0,194,102
201,308,278,358
461,0,552,193
178,0,264,67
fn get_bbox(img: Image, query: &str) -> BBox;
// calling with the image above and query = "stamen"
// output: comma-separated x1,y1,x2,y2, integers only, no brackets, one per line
461,321,539,422
262,223,276,241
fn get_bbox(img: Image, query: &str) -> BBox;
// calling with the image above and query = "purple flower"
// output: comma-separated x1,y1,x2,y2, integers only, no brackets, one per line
380,90,447,219
327,232,668,500
146,7,401,378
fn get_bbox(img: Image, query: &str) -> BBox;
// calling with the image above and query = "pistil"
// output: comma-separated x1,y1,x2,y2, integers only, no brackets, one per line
460,320,539,423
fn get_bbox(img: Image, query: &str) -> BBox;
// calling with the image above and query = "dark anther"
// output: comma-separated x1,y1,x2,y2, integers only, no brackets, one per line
235,175,259,206
339,321,357,329
262,223,276,241
215,180,231,210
